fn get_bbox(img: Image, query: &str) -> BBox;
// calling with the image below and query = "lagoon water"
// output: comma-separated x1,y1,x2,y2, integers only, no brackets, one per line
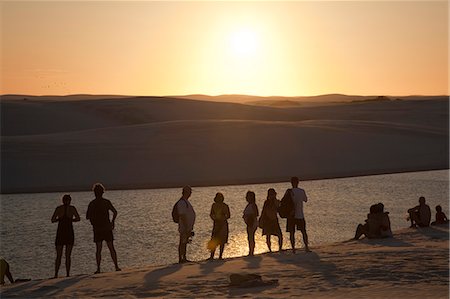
1,170,448,280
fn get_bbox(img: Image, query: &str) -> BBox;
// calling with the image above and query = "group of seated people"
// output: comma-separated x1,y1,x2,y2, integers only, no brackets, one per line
354,196,448,240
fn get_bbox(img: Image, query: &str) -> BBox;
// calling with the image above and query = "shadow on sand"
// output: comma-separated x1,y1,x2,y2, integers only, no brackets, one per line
1,275,87,298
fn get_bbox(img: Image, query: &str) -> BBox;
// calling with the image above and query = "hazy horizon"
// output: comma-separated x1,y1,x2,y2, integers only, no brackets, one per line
1,1,448,97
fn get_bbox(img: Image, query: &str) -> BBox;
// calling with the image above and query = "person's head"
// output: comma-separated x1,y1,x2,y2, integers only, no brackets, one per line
182,185,192,199
436,205,442,212
92,183,105,198
290,176,299,187
369,204,378,214
377,203,384,213
214,192,224,203
62,194,71,205
246,191,256,204
267,188,277,200
419,196,426,205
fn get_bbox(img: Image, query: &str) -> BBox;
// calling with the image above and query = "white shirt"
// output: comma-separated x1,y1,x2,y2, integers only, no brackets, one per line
291,187,307,219
177,198,196,234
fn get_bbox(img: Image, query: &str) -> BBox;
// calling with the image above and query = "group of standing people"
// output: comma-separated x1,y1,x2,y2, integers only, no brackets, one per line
173,176,310,263
51,183,120,278
46,179,450,279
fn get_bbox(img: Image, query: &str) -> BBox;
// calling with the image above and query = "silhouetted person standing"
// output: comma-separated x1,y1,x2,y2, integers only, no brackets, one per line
287,177,310,253
208,192,230,260
243,191,259,256
260,188,283,252
176,186,196,263
86,183,121,273
51,194,80,278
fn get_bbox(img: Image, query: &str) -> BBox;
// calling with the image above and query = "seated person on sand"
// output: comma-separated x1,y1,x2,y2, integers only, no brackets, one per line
407,196,431,228
354,203,393,240
431,205,449,225
0,258,14,285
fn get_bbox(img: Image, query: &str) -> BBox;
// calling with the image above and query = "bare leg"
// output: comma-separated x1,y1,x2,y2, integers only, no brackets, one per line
5,263,14,284
289,231,296,253
95,242,102,273
300,227,310,251
354,224,364,240
278,234,283,251
106,241,120,271
179,234,187,263
219,244,225,259
210,248,216,260
266,235,272,252
54,245,63,278
65,245,73,277
247,226,256,256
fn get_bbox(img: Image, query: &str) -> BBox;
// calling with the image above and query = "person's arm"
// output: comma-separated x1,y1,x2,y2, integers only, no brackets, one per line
86,203,91,221
225,205,230,220
110,202,118,230
72,206,81,222
51,207,59,223
210,204,215,221
407,206,418,213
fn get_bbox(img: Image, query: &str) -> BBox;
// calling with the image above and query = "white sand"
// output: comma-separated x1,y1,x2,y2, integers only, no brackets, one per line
1,225,448,298
1,96,448,193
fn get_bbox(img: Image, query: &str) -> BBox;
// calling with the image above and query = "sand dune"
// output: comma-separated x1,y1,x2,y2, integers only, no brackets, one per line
1,96,448,193
1,225,448,298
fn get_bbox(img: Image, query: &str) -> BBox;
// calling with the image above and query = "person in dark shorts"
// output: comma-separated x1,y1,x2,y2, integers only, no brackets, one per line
51,194,80,278
86,183,120,273
287,177,310,253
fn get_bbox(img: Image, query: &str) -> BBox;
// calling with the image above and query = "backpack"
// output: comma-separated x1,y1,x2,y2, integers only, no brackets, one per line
172,199,187,223
278,189,294,218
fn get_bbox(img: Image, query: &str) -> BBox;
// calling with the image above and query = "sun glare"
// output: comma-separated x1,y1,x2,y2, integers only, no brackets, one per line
228,28,260,57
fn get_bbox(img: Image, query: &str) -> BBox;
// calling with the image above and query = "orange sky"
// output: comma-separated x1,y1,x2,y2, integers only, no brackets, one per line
1,1,448,97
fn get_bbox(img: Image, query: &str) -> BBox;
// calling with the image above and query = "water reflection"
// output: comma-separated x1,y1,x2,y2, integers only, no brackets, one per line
0,170,448,279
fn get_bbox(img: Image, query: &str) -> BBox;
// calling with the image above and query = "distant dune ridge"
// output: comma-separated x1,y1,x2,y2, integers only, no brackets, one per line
1,94,448,193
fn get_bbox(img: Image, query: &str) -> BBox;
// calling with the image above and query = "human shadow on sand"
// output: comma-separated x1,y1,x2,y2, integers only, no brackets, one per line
414,225,449,240
358,236,412,247
243,255,262,270
1,275,87,299
142,263,182,291
200,259,225,275
272,251,359,289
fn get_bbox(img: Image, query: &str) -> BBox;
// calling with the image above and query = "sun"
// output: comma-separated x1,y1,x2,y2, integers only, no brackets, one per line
228,28,260,57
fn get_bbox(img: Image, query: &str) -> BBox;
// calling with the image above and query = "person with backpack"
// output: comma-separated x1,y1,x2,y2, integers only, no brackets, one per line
173,186,196,264
243,191,259,256
287,177,310,253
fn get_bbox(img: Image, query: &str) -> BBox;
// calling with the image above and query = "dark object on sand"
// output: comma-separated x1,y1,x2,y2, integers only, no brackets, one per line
229,273,278,288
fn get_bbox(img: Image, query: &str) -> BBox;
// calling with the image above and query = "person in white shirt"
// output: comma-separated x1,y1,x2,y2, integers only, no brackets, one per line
287,177,310,253
176,186,196,263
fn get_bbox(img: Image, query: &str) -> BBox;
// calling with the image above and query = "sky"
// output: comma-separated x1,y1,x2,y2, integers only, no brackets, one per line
1,1,448,97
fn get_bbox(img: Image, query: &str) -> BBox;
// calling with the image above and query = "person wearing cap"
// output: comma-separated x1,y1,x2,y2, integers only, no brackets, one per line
176,186,196,263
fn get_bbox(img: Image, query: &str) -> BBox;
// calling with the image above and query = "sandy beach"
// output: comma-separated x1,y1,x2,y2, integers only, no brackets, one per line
1,95,448,194
1,224,448,298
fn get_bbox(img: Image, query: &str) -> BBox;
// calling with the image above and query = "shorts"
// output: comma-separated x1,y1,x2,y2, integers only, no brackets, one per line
286,218,306,233
93,229,114,243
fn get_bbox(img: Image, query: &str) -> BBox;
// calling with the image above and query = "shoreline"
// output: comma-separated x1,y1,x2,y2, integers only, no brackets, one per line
1,225,448,298
1,167,448,195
